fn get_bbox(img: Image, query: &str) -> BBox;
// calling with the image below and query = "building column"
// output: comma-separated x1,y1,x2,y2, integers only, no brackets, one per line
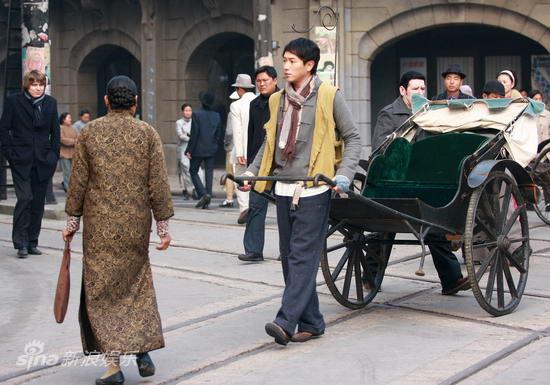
253,0,273,67
140,0,157,126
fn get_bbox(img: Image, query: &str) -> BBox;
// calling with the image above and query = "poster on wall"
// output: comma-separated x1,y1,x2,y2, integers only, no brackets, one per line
314,26,336,85
532,55,550,108
400,57,427,76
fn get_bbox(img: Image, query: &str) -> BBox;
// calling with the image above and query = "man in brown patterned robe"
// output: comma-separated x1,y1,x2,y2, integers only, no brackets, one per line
63,76,173,385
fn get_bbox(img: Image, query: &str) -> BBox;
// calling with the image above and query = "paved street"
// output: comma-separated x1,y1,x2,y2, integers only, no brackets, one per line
1,186,550,385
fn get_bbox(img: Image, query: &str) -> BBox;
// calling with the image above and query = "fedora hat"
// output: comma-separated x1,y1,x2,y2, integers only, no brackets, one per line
441,64,466,79
231,74,254,89
199,91,215,107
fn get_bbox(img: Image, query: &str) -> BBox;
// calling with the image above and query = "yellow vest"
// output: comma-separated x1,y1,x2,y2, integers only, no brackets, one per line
254,82,343,193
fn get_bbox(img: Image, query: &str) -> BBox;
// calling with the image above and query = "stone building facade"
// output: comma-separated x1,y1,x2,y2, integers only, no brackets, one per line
1,0,549,172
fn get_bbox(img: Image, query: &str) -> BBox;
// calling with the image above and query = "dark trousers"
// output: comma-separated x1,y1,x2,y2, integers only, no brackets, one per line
12,167,49,249
243,191,269,255
190,156,214,198
274,191,331,336
366,232,463,291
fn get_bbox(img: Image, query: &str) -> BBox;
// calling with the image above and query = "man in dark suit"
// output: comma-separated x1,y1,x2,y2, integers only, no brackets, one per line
0,70,60,258
433,64,475,100
185,91,221,209
238,66,278,262
370,71,469,295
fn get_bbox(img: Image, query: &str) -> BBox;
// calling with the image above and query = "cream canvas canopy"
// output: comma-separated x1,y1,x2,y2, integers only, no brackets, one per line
407,95,545,167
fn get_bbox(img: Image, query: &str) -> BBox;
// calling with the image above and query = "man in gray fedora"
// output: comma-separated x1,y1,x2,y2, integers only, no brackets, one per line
434,64,475,100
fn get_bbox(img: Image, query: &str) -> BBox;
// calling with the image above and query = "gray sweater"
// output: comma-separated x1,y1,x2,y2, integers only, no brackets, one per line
248,78,361,182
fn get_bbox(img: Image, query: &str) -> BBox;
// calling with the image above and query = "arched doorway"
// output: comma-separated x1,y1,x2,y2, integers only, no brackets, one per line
77,45,141,118
184,32,254,163
370,25,548,133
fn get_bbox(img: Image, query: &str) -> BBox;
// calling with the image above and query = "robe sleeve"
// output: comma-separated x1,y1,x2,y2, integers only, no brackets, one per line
65,130,90,217
148,129,174,221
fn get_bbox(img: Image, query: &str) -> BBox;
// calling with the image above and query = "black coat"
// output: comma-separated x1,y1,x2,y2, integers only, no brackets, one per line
372,97,411,150
185,108,221,158
0,93,60,181
246,93,272,166
433,91,475,101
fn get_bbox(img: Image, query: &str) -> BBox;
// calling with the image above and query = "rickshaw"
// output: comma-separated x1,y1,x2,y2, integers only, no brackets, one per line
228,95,544,317
529,139,550,225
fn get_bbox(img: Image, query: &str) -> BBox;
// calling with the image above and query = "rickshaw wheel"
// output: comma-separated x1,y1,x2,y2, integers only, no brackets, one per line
531,146,550,225
464,171,530,316
321,221,388,309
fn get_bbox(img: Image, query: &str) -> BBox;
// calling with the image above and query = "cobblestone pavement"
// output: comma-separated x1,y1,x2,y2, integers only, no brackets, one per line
1,184,550,385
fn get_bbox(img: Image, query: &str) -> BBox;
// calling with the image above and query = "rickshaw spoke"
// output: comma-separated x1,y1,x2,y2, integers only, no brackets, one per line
502,206,522,235
484,254,498,304
479,193,497,229
475,216,497,241
331,248,350,281
342,253,354,299
502,249,527,274
496,256,505,309
327,241,351,253
499,184,513,232
502,260,518,299
508,237,528,244
475,248,497,280
491,181,502,225
354,252,364,302
473,240,498,249
327,220,347,237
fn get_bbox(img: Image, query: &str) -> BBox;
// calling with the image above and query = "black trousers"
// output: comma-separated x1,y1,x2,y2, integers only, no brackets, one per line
12,167,49,249
190,156,214,198
243,191,269,255
274,191,331,336
366,232,463,292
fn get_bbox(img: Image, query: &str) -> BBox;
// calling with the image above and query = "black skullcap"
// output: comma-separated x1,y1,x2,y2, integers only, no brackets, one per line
106,75,138,96
483,80,505,97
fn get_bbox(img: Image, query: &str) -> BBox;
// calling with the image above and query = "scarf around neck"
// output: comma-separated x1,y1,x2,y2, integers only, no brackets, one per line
278,76,314,160
24,91,46,128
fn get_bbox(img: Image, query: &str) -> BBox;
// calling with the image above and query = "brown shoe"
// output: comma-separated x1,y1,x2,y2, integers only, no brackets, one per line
442,277,471,296
265,322,290,346
291,331,324,343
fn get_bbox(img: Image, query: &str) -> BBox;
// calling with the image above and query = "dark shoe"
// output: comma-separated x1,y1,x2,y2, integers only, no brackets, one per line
238,253,264,262
442,277,471,296
182,190,190,200
237,209,249,224
291,331,324,343
265,322,290,346
17,248,28,258
136,352,155,377
95,370,124,385
195,194,211,209
45,199,57,205
219,200,234,208
27,247,42,255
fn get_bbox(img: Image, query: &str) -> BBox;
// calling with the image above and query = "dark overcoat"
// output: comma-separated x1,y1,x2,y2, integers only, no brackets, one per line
185,108,221,158
0,93,60,181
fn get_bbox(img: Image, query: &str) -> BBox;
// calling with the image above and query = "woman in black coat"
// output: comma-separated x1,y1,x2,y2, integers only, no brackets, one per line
0,70,60,257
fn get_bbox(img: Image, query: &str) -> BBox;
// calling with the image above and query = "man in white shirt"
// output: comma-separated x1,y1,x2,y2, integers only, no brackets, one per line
176,103,194,200
228,74,256,224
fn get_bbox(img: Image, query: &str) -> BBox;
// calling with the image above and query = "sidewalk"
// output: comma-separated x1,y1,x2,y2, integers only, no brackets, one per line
0,168,233,219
